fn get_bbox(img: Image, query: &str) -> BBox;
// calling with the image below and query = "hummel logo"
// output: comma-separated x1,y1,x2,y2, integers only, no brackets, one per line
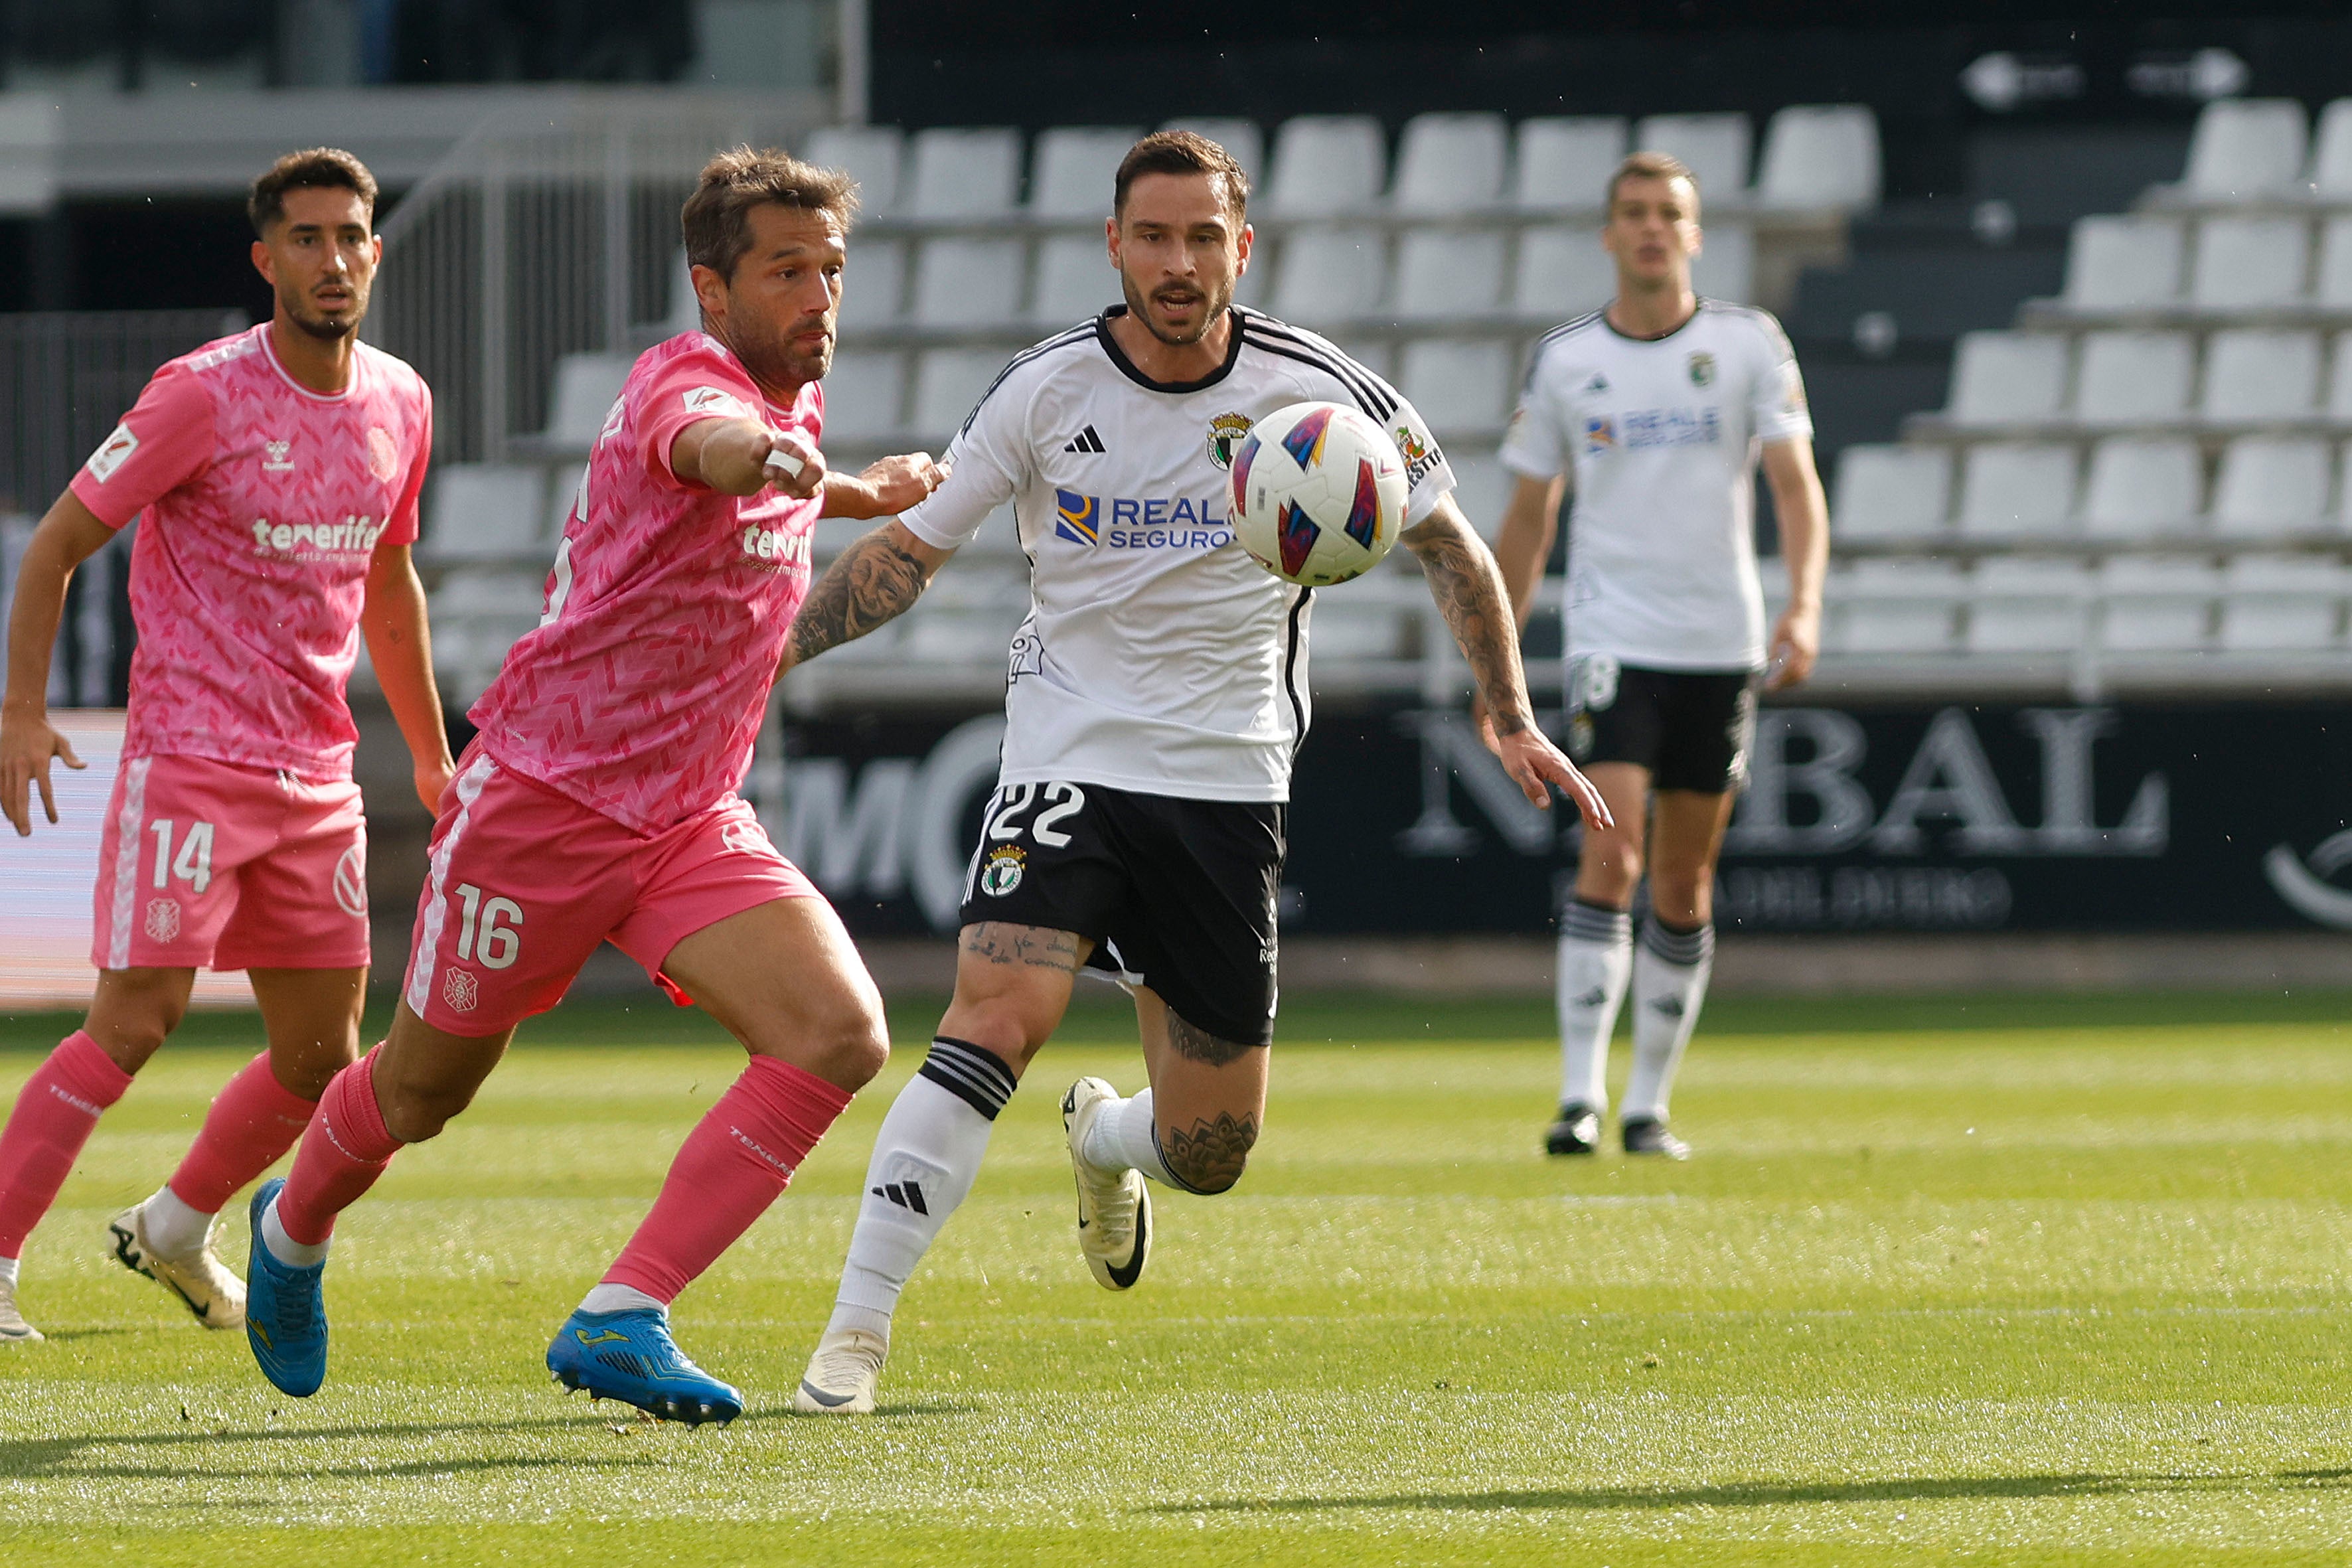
574,1328,629,1346
872,1180,929,1215
1062,425,1106,454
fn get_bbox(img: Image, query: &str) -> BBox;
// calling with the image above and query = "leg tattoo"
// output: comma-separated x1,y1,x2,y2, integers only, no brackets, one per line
1157,1111,1257,1194
960,924,1083,973
1164,1013,1255,1067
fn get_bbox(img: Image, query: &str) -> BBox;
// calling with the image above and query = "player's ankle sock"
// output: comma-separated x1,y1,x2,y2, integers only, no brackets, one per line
137,1183,211,1260
827,1037,1016,1338
0,1030,133,1257
0,1255,19,1289
270,1046,401,1257
578,1283,666,1316
163,1050,319,1223
1556,900,1632,1111
1081,1087,1194,1190
1622,917,1715,1123
601,1055,854,1304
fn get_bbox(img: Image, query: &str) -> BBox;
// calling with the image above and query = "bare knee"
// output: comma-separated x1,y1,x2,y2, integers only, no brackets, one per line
767,994,890,1093
1648,872,1713,928
381,1084,474,1144
84,971,192,1075
1158,1109,1258,1195
1579,838,1642,907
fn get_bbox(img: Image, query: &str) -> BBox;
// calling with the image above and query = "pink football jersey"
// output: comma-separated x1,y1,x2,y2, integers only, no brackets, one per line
68,325,431,780
468,332,823,834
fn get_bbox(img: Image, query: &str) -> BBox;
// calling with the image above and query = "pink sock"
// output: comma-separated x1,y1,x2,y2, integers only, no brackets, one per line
0,1030,134,1257
274,1048,402,1247
602,1057,853,1303
165,1052,319,1215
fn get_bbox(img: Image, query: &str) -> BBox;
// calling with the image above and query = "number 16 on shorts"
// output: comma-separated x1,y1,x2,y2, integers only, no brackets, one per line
451,883,524,969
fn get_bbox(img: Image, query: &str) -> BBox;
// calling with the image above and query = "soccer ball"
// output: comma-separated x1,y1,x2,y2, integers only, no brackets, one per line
1229,402,1407,588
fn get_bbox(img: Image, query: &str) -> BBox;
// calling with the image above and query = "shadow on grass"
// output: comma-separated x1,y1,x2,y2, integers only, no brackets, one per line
1148,1468,2352,1514
34,1453,654,1482
0,1411,640,1478
743,1399,974,1423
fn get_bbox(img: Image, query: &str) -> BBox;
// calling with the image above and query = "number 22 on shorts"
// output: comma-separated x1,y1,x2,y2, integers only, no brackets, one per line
452,883,524,969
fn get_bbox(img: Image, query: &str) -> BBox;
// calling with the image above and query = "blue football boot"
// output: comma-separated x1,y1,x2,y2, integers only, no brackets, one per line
547,1308,743,1426
244,1178,329,1397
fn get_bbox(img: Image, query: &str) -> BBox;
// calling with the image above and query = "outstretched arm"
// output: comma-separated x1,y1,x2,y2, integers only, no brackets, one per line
781,519,957,675
1401,495,1610,832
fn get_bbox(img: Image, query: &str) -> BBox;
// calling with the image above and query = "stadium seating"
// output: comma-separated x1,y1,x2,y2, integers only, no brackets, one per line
2314,100,2352,198
1391,113,1508,214
422,465,547,561
2211,437,2331,536
2097,557,2215,651
1264,116,1387,216
2219,553,2345,651
1956,442,2077,538
1399,338,1514,434
2200,330,2319,423
1755,105,1881,210
1510,226,1613,318
1393,230,1507,319
2179,98,2308,201
2062,217,2183,311
805,125,903,214
910,237,1024,327
840,239,906,329
1031,234,1115,326
1029,127,1142,217
536,353,634,450
1512,118,1627,211
1267,226,1385,325
2188,216,2307,310
1159,118,1263,185
1830,445,1951,542
905,127,1022,218
1967,557,2090,655
2073,331,2192,426
1948,332,2069,427
1630,113,1751,204
2081,437,2201,539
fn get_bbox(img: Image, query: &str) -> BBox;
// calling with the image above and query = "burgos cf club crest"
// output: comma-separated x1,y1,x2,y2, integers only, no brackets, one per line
1687,351,1716,387
1206,411,1253,469
979,844,1026,896
1054,489,1099,545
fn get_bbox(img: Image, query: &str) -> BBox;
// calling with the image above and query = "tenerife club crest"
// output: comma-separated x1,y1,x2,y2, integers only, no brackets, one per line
1205,412,1253,470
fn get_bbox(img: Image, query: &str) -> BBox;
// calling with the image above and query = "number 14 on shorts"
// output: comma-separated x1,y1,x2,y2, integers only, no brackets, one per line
149,819,215,893
452,883,523,969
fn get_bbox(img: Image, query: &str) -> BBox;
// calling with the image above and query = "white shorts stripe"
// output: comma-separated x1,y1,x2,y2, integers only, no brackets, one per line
105,757,152,970
405,753,498,1016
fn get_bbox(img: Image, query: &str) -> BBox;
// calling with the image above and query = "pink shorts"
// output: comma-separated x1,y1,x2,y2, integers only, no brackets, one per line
401,745,819,1036
91,753,369,973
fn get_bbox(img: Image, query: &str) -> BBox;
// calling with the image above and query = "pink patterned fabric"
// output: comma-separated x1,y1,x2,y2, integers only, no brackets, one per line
468,332,823,834
68,325,431,781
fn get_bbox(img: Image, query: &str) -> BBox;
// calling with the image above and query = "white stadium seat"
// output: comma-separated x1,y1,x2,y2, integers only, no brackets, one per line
1443,446,1512,538
1946,331,2069,426
1399,339,1514,433
1957,442,2078,538
2073,331,2193,425
1030,234,1115,326
2062,216,2184,311
911,349,1006,441
2181,98,2309,201
1830,559,1962,655
2337,445,2352,529
425,466,547,559
540,353,633,447
1391,113,1508,214
1691,222,1755,305
1630,113,1751,203
1268,226,1385,325
836,237,905,330
1511,225,1613,318
2080,437,2203,538
905,127,1022,218
2097,556,2215,652
2317,218,2352,309
2200,329,2321,422
1160,118,1263,187
1264,115,1387,216
2211,436,2331,536
819,350,907,443
1310,595,1412,661
1830,445,1951,542
805,125,903,215
1392,230,1506,319
663,250,701,335
2327,333,2352,421
2219,554,2347,651
2189,216,2310,310
546,463,584,538
1967,558,2090,655
1755,104,1881,210
1028,126,1140,218
2313,99,2352,198
1512,118,1627,211
909,237,1025,328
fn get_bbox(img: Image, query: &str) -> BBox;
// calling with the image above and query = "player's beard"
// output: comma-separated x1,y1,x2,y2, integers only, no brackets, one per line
1121,268,1232,348
281,278,367,342
726,308,834,394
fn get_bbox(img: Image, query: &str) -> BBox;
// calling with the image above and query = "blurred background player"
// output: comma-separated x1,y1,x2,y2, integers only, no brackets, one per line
1492,150,1828,1161
786,131,1611,1415
0,149,449,1343
237,148,943,1421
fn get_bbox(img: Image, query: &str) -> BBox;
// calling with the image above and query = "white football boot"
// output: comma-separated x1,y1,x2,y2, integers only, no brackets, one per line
106,1202,246,1330
0,1277,40,1344
794,1327,888,1415
1061,1077,1152,1291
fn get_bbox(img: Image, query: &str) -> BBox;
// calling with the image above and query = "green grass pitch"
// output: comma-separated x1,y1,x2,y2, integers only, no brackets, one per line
3,988,2352,1566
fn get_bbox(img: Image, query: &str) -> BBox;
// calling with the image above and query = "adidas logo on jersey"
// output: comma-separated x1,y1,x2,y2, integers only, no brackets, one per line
872,1180,929,1215
1062,425,1106,454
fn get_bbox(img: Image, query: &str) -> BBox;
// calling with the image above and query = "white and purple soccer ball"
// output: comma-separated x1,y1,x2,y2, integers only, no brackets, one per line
1228,401,1407,588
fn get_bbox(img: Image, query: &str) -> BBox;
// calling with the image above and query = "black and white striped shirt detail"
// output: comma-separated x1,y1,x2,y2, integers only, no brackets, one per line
917,1036,1019,1121
956,323,1099,439
1234,309,1400,422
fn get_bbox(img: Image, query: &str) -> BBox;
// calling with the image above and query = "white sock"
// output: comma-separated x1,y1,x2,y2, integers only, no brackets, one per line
1555,900,1632,1112
1081,1087,1189,1189
0,1255,18,1289
579,1283,666,1316
1622,917,1714,1123
826,1038,1018,1340
259,1196,328,1269
139,1184,210,1260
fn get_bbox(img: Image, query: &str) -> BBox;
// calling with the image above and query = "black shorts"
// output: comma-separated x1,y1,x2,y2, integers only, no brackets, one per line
1565,657,1758,794
958,781,1283,1047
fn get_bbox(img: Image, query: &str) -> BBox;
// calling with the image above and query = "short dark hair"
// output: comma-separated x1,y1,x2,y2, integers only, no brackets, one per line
682,146,859,283
249,148,378,236
1114,130,1250,224
1607,151,1699,213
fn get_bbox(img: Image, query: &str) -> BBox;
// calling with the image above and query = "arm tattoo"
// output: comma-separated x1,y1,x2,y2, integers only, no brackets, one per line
1159,1111,1258,1194
961,923,1084,973
787,528,935,666
1407,517,1533,737
1166,1011,1259,1067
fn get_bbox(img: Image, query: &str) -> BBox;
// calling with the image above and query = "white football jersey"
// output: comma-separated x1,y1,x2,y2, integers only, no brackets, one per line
1501,299,1812,672
899,305,1455,803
